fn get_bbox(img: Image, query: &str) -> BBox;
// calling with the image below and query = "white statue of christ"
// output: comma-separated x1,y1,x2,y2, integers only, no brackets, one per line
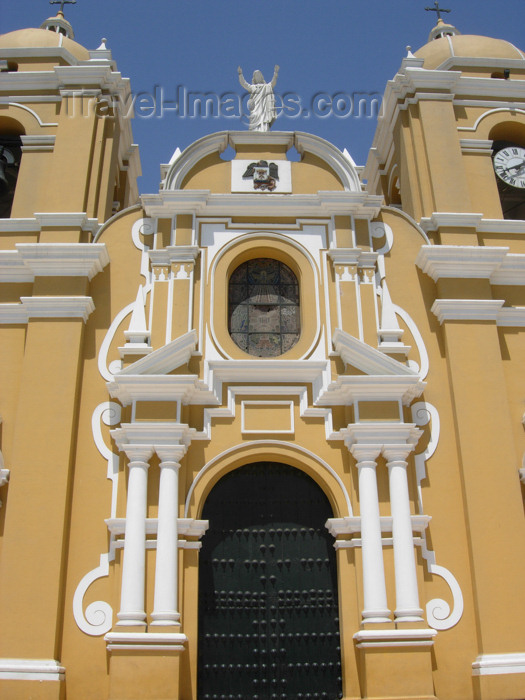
238,65,280,132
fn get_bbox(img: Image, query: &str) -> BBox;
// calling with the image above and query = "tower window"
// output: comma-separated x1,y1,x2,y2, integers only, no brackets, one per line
228,258,300,357
0,135,22,219
492,140,525,220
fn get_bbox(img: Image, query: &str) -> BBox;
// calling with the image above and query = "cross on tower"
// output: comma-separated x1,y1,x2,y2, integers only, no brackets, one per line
425,0,451,20
49,0,76,13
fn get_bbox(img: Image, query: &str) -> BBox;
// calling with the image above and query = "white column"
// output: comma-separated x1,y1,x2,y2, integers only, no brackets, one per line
151,446,186,626
352,446,391,624
117,446,153,628
385,445,423,623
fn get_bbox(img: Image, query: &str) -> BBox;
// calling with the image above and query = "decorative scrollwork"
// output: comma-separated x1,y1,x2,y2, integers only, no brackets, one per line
411,401,464,631
73,554,113,636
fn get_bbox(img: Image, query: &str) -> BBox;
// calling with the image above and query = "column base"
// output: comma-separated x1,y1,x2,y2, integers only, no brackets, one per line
362,608,392,624
354,629,437,700
150,611,181,626
105,632,187,700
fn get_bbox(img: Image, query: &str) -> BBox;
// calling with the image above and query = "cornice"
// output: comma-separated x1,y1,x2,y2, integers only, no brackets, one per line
419,212,484,231
497,307,525,327
106,517,208,540
20,296,95,321
148,246,200,267
340,422,423,449
0,214,100,235
142,190,383,219
0,244,109,282
437,57,525,72
416,245,509,281
327,248,378,268
318,375,425,406
107,375,217,406
477,219,525,234
15,243,109,279
326,515,431,537
0,46,81,63
419,215,525,251
34,212,100,233
431,299,504,323
111,422,196,450
0,304,29,324
0,251,33,283
491,254,525,285
228,131,295,148
0,64,131,101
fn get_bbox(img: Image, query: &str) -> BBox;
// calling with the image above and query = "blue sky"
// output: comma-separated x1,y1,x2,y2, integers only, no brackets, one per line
3,0,525,193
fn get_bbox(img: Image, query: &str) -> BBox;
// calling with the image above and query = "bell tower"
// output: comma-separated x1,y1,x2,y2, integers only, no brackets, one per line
366,15,525,700
0,10,140,697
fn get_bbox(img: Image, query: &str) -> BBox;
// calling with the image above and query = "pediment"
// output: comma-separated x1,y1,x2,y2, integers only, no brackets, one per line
332,328,417,377
118,330,197,376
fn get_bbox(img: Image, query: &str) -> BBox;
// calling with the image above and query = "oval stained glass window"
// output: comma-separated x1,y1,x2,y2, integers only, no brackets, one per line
228,258,300,357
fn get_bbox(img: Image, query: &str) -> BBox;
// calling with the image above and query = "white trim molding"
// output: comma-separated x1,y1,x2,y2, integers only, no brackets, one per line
491,254,525,286
20,135,56,153
354,628,437,649
419,212,484,232
327,248,378,268
104,631,187,652
431,299,504,324
416,246,525,286
416,245,508,281
472,653,525,676
498,307,525,327
0,304,29,324
0,658,65,682
459,139,493,155
142,189,383,219
33,212,100,234
15,243,109,279
20,296,95,322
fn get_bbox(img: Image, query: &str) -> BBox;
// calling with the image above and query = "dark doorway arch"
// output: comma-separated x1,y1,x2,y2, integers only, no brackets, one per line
198,462,342,700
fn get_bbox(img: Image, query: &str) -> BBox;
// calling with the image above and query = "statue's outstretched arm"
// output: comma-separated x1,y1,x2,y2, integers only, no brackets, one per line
238,66,251,91
271,65,280,88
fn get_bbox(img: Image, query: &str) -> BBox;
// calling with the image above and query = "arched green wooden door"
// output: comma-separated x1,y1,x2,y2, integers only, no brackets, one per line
198,462,342,700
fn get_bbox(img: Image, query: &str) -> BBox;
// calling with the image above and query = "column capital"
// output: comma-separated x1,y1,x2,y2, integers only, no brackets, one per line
122,445,154,464
383,443,416,463
350,445,381,464
156,444,188,465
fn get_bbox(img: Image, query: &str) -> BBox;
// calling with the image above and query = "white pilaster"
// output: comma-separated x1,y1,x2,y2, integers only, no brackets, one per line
385,445,423,623
352,446,391,624
150,445,187,626
116,446,153,628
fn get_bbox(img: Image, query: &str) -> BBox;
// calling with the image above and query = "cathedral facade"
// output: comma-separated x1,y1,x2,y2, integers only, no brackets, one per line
0,10,525,700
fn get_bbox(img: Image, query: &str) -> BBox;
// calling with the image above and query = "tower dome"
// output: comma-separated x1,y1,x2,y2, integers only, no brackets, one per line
0,26,89,62
415,21,525,70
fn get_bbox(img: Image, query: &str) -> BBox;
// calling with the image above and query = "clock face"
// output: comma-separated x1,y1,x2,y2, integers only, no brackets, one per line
493,146,525,189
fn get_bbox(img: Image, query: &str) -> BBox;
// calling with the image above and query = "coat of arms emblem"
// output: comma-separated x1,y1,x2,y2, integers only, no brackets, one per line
242,160,279,191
